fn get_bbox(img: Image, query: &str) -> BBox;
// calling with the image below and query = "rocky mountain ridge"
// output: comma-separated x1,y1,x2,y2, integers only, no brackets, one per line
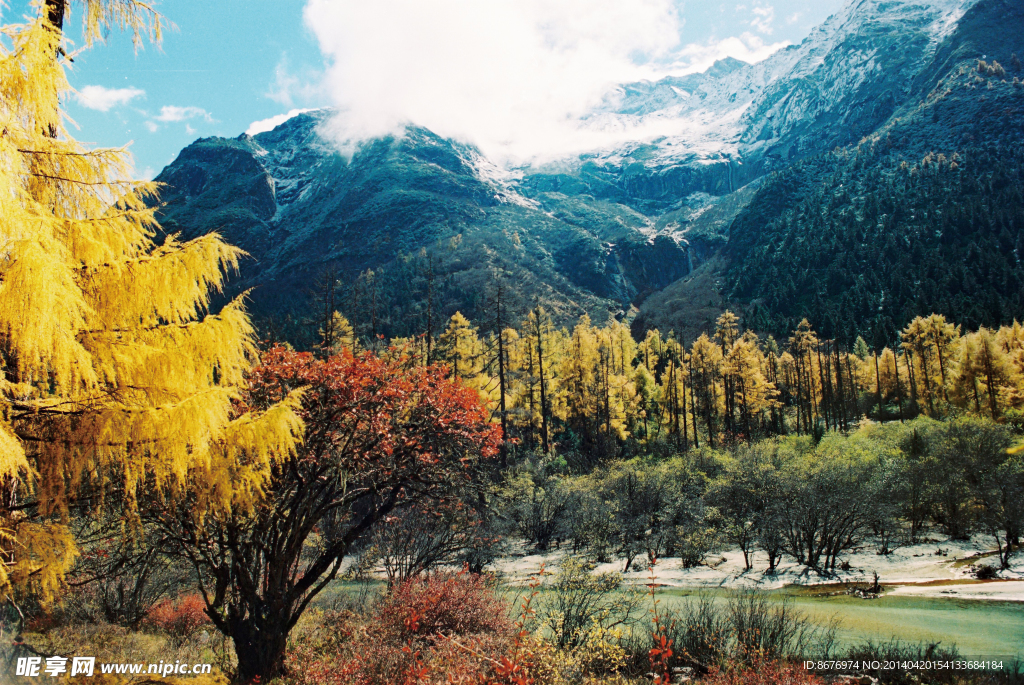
153,0,1022,345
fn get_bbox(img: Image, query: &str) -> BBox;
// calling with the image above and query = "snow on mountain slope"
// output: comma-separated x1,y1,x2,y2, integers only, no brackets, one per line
574,0,980,171
229,0,982,222
739,0,980,157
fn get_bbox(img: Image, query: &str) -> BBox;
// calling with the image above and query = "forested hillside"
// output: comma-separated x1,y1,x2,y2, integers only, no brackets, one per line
155,119,691,346
149,0,1024,350
635,0,1024,344
725,145,1024,344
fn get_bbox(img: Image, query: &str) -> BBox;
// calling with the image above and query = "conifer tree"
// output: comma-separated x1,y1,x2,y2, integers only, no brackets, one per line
658,336,690,450
630,363,659,441
789,320,821,433
639,328,663,375
690,334,723,448
995,321,1024,411
320,311,358,355
902,317,941,416
508,327,539,447
437,311,482,382
487,276,512,443
958,328,1010,420
725,335,779,440
560,315,601,443
853,335,870,360
0,4,300,604
924,314,960,404
715,311,741,434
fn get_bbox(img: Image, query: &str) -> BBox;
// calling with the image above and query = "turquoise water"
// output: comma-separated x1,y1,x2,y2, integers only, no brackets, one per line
657,587,1024,659
316,580,1024,659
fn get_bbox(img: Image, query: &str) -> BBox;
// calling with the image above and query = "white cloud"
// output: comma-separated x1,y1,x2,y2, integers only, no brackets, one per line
750,3,775,34
267,56,301,107
304,0,685,162
246,108,316,136
787,11,803,24
154,105,212,123
75,85,145,112
301,0,799,162
667,32,788,74
265,55,325,109
145,121,160,133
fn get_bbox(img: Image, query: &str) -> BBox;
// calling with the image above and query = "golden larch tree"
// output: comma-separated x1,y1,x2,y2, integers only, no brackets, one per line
0,3,301,604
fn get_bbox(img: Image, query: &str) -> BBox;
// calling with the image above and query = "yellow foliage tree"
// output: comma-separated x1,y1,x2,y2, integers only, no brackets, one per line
689,333,724,447
320,310,358,355
437,311,482,381
955,327,1011,420
558,315,601,435
0,3,301,605
595,326,633,440
723,335,779,438
657,336,691,449
995,321,1024,410
638,328,662,374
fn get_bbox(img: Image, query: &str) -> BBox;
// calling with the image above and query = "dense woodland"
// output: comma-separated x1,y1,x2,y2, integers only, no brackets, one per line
727,144,1024,344
327,305,1024,457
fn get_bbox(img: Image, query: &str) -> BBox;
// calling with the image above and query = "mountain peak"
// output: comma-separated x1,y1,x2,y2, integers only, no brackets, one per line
705,56,749,78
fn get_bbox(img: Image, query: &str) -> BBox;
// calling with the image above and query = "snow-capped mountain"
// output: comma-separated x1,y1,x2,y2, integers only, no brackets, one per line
581,0,980,170
152,0,1023,344
542,0,985,223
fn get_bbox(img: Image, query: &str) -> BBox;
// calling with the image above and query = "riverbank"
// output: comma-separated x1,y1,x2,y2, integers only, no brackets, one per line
492,534,1024,600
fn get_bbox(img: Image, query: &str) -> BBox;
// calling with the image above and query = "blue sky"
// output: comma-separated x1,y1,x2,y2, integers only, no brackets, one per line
2,0,843,175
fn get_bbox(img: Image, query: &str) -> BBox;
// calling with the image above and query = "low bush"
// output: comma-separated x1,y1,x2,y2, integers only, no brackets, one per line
142,594,212,644
284,571,523,685
622,588,837,678
703,658,827,684
973,564,1000,580
537,559,645,650
5,621,229,684
378,571,512,639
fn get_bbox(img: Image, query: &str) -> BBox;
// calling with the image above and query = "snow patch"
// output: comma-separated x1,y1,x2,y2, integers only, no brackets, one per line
246,108,317,136
492,534,1024,598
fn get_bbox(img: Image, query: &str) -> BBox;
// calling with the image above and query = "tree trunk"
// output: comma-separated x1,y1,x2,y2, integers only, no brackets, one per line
918,344,935,416
982,346,999,420
603,352,611,436
874,352,883,421
845,353,858,423
232,618,289,683
935,339,950,404
688,358,700,448
832,343,846,430
705,368,716,449
495,288,508,446
817,344,831,430
805,352,819,430
680,361,689,451
45,0,66,32
765,548,780,573
670,360,680,449
536,313,550,453
891,353,904,422
793,364,804,434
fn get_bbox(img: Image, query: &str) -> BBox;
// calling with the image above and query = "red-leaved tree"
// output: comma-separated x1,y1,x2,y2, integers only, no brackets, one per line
147,346,500,682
